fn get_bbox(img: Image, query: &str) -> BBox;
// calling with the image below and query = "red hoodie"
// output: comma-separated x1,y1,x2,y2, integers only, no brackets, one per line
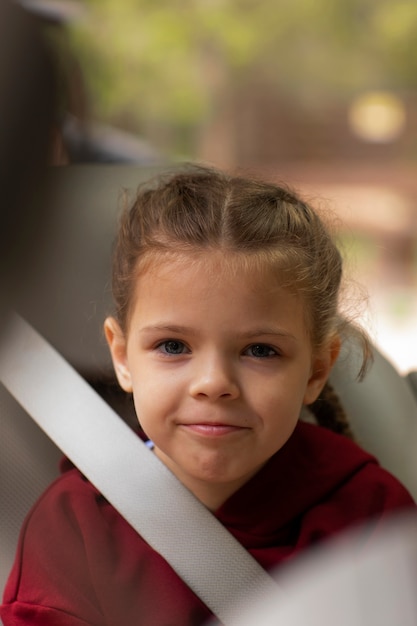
1,421,414,625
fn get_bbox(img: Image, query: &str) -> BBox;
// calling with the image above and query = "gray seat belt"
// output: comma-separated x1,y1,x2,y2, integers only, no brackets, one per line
0,312,279,625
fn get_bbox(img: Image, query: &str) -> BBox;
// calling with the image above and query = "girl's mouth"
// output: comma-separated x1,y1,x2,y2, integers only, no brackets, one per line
181,423,248,437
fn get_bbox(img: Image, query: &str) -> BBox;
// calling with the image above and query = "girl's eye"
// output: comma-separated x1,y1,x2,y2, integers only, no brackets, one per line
157,340,189,355
245,344,278,358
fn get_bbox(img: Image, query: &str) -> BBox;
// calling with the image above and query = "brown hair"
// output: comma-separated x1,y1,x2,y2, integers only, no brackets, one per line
111,165,370,437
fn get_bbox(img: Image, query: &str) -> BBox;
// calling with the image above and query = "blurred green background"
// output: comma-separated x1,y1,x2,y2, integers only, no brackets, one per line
65,0,417,160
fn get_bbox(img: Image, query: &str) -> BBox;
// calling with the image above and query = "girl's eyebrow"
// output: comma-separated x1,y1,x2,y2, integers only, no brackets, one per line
139,324,297,342
139,324,198,336
238,328,298,342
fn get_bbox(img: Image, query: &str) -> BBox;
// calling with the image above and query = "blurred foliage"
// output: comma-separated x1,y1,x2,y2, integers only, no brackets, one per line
68,0,417,150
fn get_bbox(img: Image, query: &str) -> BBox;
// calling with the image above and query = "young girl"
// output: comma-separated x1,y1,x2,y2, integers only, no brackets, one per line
1,166,414,625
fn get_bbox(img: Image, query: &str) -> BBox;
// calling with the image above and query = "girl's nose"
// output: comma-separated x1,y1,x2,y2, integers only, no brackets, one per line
189,354,240,401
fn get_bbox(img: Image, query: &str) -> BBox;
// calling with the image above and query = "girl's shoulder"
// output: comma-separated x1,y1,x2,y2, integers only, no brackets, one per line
291,420,416,514
23,463,139,543
30,464,104,516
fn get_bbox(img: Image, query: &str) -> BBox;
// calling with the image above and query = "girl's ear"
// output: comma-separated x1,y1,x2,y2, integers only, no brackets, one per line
103,317,133,393
303,334,341,406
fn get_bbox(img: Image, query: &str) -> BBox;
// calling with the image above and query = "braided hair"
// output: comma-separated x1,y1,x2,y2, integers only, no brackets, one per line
309,382,355,440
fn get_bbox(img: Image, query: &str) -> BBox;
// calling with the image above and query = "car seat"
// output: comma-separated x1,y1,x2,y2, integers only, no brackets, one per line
1,165,416,598
331,343,417,494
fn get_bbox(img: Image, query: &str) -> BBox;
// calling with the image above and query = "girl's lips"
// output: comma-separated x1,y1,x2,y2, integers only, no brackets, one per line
180,423,248,437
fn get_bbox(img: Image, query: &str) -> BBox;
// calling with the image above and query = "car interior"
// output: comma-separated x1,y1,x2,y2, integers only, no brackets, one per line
1,164,417,597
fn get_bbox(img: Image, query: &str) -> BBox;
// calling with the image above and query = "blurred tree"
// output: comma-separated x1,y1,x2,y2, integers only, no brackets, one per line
69,0,417,156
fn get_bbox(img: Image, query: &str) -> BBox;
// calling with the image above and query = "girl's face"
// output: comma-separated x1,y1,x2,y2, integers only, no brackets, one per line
105,252,339,510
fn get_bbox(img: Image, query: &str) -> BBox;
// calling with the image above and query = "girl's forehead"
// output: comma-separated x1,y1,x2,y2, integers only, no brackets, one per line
137,248,295,291
128,249,313,341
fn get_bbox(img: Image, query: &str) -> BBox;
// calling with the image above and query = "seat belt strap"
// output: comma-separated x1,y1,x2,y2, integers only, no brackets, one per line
0,312,279,625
